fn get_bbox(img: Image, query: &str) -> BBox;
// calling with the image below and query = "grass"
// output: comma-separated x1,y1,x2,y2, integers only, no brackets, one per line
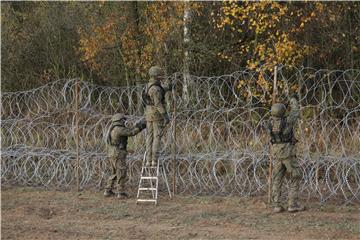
2,186,360,240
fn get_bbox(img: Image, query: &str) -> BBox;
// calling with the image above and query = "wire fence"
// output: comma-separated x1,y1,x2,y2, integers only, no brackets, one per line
1,66,360,204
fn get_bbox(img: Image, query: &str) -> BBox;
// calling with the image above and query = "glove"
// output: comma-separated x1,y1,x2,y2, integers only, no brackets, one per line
289,93,299,101
289,97,298,107
163,81,173,92
135,119,146,130
283,93,298,107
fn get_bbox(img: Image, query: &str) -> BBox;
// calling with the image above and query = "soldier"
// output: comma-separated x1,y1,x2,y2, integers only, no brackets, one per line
142,66,170,167
104,113,146,199
268,95,305,213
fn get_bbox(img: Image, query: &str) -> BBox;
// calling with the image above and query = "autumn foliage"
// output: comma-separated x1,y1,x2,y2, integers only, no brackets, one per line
1,1,359,92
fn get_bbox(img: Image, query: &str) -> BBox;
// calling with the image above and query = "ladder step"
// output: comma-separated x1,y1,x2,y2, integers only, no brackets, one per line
137,199,157,202
141,176,157,180
139,188,157,191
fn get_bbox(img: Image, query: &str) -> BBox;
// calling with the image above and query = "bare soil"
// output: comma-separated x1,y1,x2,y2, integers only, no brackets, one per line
1,186,359,240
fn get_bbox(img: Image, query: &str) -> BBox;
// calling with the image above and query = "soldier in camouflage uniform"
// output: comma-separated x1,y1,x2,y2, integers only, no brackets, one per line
104,113,146,199
142,66,170,167
268,96,305,213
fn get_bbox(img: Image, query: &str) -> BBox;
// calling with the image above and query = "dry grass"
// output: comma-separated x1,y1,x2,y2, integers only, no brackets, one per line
1,186,359,240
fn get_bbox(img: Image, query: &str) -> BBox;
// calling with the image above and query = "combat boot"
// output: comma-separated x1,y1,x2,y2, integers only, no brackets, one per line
273,205,284,213
288,203,305,212
117,192,129,199
103,189,115,197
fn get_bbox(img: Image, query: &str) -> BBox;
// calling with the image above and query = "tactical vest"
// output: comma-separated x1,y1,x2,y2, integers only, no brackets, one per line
107,123,128,150
269,118,297,145
141,82,165,106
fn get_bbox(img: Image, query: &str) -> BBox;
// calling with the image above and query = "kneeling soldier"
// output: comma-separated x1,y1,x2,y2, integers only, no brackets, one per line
268,95,305,213
104,113,146,199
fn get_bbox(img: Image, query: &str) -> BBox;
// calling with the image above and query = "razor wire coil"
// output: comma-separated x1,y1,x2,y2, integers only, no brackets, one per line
1,66,360,203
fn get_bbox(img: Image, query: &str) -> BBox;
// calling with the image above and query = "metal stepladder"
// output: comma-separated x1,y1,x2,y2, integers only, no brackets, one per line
136,152,172,205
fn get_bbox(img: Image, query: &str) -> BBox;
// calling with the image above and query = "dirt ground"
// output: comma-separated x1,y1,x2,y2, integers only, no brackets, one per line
1,186,359,240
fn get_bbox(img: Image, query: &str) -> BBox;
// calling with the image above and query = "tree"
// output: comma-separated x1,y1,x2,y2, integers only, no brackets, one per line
1,1,359,93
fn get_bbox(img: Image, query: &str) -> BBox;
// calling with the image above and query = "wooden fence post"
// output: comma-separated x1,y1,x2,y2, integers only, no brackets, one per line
75,80,80,191
172,78,177,197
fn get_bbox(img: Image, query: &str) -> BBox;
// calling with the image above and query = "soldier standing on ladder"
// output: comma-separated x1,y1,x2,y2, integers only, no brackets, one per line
142,66,171,167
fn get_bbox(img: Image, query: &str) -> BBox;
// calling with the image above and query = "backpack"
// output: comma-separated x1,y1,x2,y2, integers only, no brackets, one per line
141,82,165,106
268,118,296,144
106,123,128,149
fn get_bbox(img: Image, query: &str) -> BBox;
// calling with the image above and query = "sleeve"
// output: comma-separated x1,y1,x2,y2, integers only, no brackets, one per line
149,86,167,115
116,126,142,137
283,97,300,134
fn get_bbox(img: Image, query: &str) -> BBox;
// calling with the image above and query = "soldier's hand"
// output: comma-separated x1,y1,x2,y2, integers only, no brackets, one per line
290,93,299,101
162,80,173,92
135,119,147,130
140,122,146,130
289,96,299,108
168,82,174,90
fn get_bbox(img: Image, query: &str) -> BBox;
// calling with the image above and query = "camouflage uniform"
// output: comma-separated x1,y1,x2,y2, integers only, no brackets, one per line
268,97,304,212
143,66,170,167
105,113,146,198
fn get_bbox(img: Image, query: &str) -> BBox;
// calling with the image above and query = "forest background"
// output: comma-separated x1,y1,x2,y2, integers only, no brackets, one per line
1,1,359,92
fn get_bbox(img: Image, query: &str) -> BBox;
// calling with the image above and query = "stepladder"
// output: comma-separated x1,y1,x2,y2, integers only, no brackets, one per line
136,152,172,206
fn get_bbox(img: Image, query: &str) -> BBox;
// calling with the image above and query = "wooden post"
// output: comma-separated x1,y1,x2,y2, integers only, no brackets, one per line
172,79,177,196
268,66,278,204
75,80,80,191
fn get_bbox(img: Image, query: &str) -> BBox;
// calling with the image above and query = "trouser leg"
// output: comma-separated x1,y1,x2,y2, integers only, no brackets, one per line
272,158,286,206
146,121,154,164
284,156,302,206
105,156,117,191
152,120,165,164
115,150,128,193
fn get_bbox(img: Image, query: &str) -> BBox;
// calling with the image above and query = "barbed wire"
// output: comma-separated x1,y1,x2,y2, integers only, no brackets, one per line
1,66,359,203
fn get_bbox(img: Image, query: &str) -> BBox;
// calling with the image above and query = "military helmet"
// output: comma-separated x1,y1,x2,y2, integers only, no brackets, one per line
111,113,126,122
271,103,286,117
149,66,164,78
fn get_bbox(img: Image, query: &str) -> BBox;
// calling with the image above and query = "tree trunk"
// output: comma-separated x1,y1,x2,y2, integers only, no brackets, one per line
183,0,191,104
129,1,144,114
